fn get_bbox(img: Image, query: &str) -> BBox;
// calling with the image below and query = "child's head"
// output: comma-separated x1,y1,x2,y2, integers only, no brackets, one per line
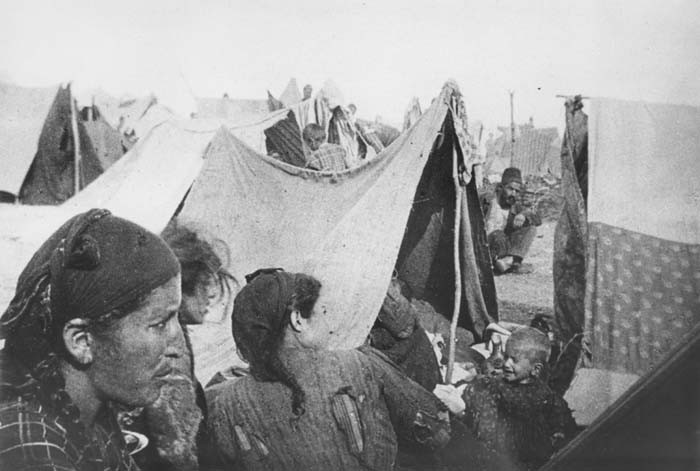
503,327,550,384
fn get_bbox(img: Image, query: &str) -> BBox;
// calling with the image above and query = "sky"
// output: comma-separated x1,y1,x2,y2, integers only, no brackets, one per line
1,0,699,134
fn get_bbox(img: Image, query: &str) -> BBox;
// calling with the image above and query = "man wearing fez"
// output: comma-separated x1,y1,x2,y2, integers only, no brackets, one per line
485,167,541,274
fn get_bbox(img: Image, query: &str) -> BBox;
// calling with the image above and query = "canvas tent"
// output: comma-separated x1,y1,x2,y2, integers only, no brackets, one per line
551,96,700,440
0,82,497,385
0,82,121,205
177,82,497,382
278,78,302,107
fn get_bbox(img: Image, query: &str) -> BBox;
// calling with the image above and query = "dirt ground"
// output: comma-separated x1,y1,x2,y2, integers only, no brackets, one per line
495,219,556,326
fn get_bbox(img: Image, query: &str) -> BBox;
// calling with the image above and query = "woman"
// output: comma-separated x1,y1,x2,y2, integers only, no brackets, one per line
0,209,183,471
207,268,451,471
127,221,235,471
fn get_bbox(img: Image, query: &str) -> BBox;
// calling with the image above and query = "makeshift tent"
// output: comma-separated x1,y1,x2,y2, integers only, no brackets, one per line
278,78,302,107
0,82,115,205
80,106,125,170
543,323,700,471
179,82,497,382
552,97,700,416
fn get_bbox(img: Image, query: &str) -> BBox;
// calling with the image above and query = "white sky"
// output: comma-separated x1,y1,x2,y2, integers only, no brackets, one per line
1,0,699,133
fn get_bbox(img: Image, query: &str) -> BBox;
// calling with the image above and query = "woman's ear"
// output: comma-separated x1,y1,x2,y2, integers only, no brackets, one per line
63,319,94,366
289,309,304,333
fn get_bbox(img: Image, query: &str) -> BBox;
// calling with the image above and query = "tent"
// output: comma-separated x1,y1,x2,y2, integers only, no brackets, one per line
549,96,700,458
177,82,497,382
278,78,302,107
0,82,498,385
80,106,125,171
0,82,119,205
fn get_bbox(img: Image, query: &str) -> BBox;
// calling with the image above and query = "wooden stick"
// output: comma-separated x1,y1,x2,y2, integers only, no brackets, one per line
70,84,81,196
445,145,463,384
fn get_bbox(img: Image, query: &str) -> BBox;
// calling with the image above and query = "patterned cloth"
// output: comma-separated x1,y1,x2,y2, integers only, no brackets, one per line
584,222,700,375
0,352,137,471
305,143,348,172
460,376,578,471
207,348,450,471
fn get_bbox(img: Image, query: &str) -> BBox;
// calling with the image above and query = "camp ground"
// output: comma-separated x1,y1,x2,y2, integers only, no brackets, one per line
0,82,125,205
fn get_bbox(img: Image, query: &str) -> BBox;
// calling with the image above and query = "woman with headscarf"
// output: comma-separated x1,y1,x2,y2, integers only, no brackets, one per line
0,209,183,471
124,221,236,471
206,268,451,471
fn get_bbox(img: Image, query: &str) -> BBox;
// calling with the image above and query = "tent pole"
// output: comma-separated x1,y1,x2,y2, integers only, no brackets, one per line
445,145,463,384
70,85,81,196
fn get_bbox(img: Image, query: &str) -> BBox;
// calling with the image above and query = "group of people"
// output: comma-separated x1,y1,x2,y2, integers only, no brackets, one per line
0,163,570,471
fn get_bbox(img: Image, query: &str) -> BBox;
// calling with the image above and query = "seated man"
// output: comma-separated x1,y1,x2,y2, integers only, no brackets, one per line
484,167,541,274
302,123,349,172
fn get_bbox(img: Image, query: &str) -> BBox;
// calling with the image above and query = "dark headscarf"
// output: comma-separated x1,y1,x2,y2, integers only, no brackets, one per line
232,269,296,381
232,268,319,416
0,209,180,369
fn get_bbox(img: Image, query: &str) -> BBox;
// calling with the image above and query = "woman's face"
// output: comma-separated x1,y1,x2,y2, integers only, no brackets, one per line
180,276,217,325
88,274,183,407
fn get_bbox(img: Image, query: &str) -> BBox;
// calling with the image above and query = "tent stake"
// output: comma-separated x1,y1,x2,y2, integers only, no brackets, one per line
445,145,463,384
70,84,81,196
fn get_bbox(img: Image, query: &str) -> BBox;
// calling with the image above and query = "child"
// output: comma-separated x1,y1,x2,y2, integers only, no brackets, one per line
458,327,578,471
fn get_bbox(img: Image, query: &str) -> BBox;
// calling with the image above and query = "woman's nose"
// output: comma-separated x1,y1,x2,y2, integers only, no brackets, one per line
164,320,185,359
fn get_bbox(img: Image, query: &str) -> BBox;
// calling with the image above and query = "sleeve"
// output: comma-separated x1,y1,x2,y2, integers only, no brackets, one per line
361,347,451,450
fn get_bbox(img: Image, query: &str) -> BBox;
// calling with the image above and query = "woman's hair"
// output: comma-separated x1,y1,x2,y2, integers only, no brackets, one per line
233,271,321,416
161,220,237,307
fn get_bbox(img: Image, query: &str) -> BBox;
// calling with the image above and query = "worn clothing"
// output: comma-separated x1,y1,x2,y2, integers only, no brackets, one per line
460,376,578,471
305,143,349,172
207,348,450,471
0,351,137,471
484,196,540,261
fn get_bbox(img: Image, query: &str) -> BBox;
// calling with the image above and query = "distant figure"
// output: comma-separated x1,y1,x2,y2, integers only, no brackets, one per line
484,167,541,274
459,327,578,470
302,123,348,172
303,84,313,100
347,103,357,117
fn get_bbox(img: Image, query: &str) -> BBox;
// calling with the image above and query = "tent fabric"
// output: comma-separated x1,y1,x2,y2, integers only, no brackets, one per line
484,126,560,178
178,84,496,383
0,82,61,197
583,98,700,376
550,99,588,394
63,120,213,234
542,323,700,471
279,78,302,107
263,110,306,167
19,86,105,205
81,112,124,170
588,98,700,244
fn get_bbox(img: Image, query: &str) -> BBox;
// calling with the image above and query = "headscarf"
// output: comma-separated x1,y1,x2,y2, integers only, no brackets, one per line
0,208,180,369
231,269,296,381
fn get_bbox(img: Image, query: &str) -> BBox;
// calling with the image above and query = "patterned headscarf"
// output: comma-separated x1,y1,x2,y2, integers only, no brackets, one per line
0,209,180,369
